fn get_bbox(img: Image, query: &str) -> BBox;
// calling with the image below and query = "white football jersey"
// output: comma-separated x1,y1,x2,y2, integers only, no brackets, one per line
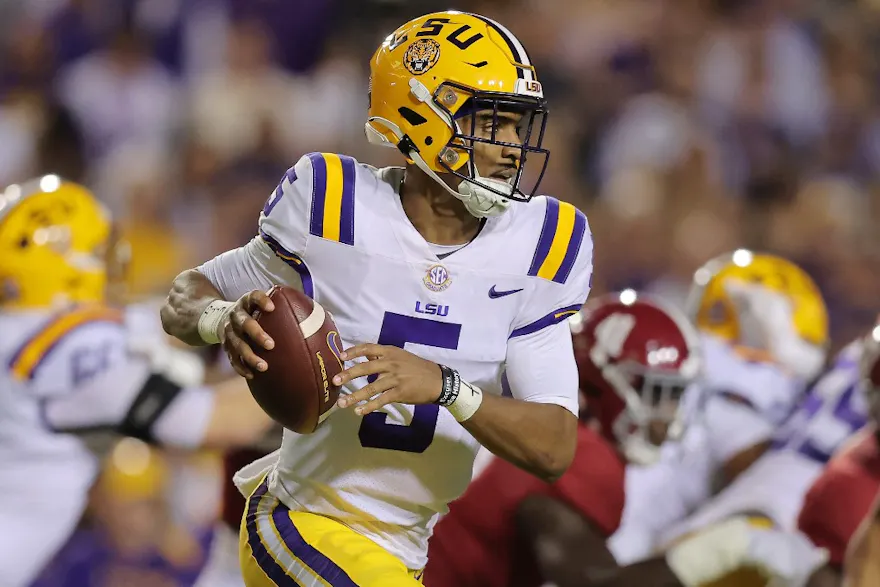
0,304,215,587
661,340,869,541
609,333,806,563
202,152,593,569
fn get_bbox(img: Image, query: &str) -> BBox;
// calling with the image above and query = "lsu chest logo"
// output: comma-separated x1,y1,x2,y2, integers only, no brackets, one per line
404,39,441,75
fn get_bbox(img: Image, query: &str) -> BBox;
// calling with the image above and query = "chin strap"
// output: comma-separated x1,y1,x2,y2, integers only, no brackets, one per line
409,147,511,218
365,76,517,219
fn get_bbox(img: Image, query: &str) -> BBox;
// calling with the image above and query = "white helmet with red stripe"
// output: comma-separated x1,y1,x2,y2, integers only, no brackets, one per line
570,290,702,464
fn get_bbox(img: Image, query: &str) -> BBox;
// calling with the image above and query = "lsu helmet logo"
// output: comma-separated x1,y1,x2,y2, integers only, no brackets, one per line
404,39,441,75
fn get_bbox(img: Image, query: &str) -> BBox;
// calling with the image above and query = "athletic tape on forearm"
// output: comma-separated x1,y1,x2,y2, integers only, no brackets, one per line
197,300,235,344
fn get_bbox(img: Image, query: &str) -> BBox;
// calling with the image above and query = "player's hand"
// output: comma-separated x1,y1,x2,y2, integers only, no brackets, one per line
332,344,442,415
219,290,275,379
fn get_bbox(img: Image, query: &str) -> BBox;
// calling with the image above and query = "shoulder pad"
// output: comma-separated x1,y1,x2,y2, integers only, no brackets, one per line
259,153,359,259
9,306,125,385
509,197,593,337
527,196,590,285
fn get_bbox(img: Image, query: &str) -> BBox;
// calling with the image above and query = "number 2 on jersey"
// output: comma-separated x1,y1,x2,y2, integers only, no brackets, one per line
358,312,461,453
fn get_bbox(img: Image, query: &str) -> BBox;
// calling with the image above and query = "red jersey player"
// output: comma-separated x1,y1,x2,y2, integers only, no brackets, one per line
424,291,702,587
801,325,880,587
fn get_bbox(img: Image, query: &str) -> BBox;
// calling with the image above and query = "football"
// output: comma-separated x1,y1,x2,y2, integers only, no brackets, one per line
246,285,343,434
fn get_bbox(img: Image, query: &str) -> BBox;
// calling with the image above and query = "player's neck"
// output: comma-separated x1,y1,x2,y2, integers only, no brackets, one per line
400,167,482,246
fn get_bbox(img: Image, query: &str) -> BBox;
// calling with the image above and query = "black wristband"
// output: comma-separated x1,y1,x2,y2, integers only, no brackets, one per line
436,364,461,407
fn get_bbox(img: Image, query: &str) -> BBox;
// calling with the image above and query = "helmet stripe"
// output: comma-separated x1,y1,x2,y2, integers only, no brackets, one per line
465,13,533,81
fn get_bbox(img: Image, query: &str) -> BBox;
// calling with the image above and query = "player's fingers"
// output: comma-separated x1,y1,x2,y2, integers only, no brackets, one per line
354,387,400,416
225,326,267,373
248,289,275,313
333,358,389,386
223,340,253,379
337,375,397,409
230,309,274,350
339,343,387,362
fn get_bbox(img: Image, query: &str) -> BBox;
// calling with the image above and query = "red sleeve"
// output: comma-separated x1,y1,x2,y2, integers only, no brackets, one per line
548,426,626,536
798,433,880,568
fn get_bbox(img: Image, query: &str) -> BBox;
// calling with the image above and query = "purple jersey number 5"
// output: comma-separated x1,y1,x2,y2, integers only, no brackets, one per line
358,312,461,453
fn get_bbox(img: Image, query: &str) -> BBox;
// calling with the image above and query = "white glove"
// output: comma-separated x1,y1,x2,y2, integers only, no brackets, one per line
723,280,825,380
665,516,829,587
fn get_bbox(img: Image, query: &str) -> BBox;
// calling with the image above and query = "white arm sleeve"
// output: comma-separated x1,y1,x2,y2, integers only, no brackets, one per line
197,236,303,301
151,386,215,448
703,395,775,465
39,323,217,449
505,319,579,415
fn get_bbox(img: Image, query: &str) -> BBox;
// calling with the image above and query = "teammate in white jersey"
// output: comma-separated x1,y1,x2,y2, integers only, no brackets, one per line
667,339,870,543
161,11,593,586
0,178,275,587
610,249,830,565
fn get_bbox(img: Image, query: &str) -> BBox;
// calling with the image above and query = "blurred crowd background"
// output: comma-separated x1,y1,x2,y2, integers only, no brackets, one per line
2,0,879,584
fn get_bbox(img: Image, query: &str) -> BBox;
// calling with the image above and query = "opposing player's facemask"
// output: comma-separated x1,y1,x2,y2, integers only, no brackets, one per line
600,362,691,465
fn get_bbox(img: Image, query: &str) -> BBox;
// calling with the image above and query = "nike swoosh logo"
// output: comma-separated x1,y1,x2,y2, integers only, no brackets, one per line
489,285,523,299
465,60,488,68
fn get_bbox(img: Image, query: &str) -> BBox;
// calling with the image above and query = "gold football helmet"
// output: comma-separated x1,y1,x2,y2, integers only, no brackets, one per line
366,11,549,217
0,176,115,309
687,249,828,347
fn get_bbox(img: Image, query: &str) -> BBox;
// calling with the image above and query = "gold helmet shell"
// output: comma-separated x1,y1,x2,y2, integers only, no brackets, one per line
0,176,113,309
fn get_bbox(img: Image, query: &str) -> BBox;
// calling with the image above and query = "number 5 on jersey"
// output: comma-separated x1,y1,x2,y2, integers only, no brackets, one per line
358,312,461,453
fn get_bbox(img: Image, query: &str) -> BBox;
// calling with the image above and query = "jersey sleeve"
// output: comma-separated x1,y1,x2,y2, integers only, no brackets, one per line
798,464,858,567
35,320,215,448
702,393,776,465
798,432,880,568
503,199,593,414
549,426,626,536
197,236,304,301
608,428,715,564
505,320,579,414
511,198,593,338
258,154,314,257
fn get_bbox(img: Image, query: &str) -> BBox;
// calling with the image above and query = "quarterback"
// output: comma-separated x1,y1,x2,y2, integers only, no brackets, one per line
161,11,592,587
0,178,276,587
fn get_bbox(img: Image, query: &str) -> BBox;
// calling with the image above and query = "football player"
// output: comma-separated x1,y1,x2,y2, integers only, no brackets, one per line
0,177,275,587
160,11,594,586
425,292,828,587
797,324,880,586
424,292,699,586
652,329,871,554
610,250,829,563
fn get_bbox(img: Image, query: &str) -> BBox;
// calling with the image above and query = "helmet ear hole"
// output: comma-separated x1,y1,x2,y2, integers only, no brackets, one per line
397,107,428,127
